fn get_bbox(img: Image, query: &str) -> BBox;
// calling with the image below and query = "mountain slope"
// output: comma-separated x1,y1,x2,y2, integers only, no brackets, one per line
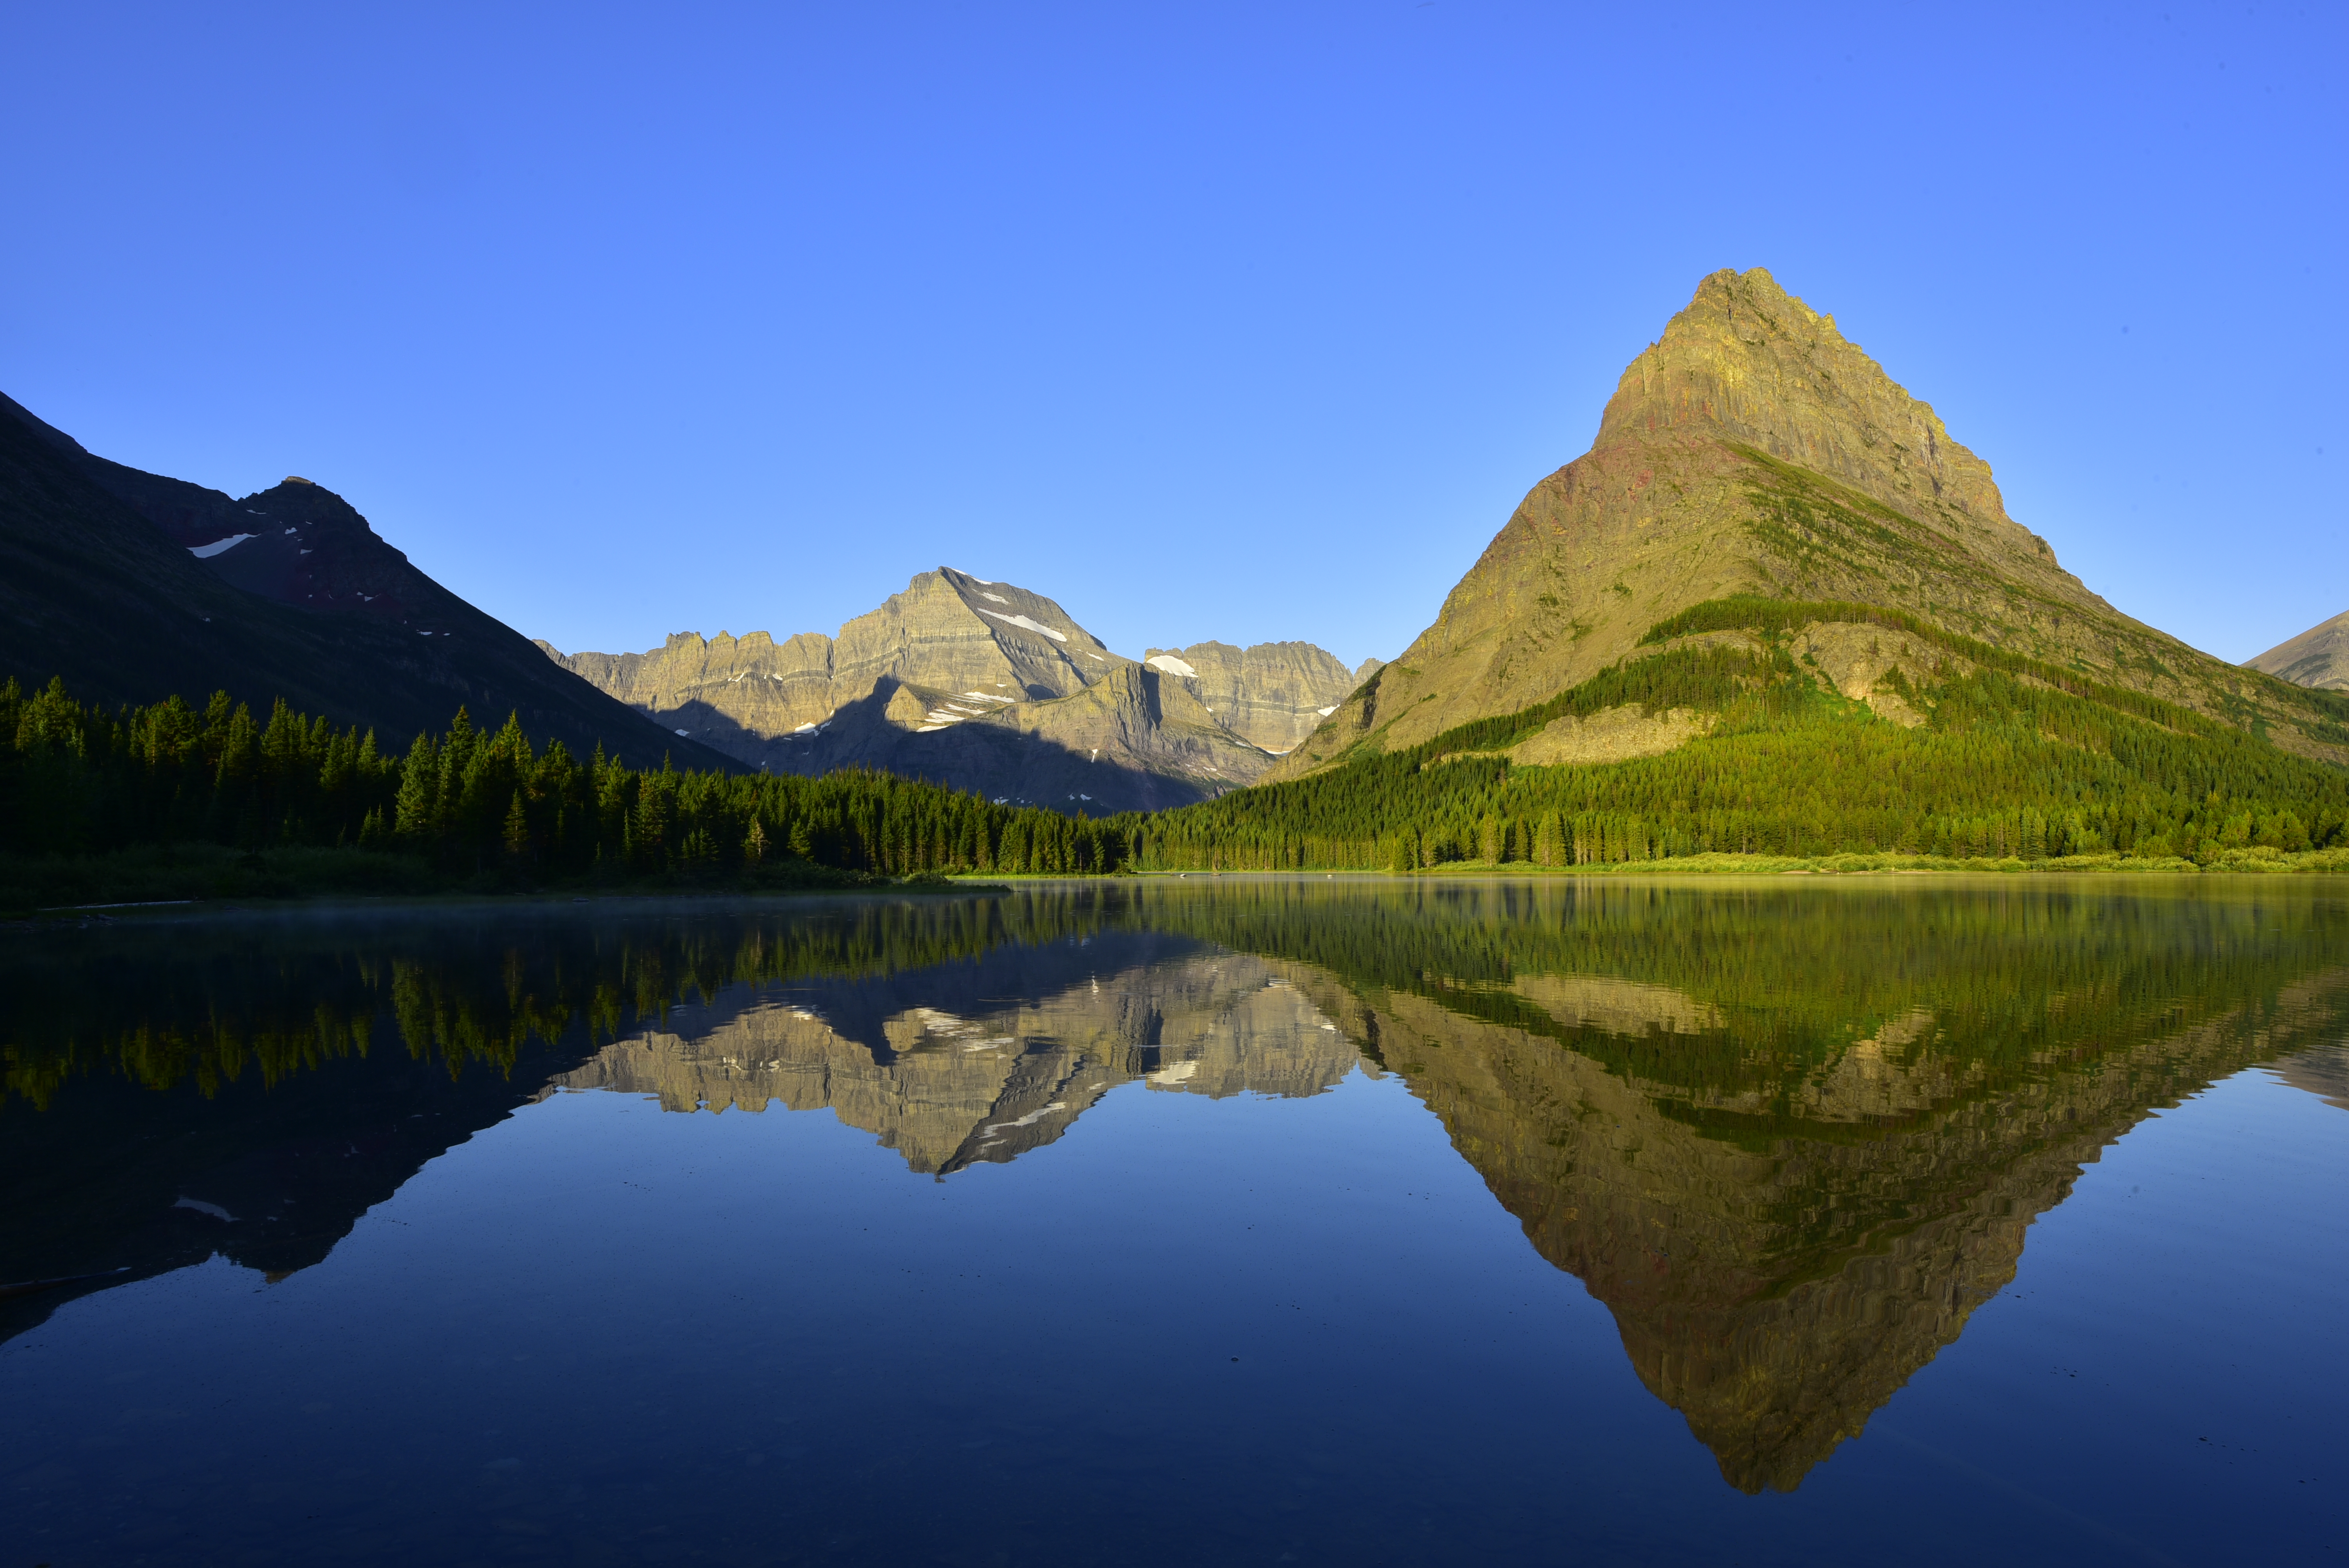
1277,268,2344,777
2248,609,2349,692
0,392,732,768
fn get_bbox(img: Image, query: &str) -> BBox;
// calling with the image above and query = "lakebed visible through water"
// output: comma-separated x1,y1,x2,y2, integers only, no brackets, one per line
3,878,2344,1565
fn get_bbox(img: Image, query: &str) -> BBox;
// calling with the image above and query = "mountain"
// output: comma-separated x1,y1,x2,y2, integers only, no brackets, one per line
547,568,1126,746
547,569,1373,813
0,392,731,768
1275,268,2346,778
2247,609,2349,692
1142,641,1380,753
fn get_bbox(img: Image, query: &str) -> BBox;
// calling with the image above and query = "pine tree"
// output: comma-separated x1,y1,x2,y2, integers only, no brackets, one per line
394,735,438,840
502,789,531,862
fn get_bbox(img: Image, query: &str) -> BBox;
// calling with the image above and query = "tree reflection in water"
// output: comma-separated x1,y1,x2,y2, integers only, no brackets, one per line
4,878,2344,1493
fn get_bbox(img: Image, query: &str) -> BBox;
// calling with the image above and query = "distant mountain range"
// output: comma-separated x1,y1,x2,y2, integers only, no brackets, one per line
1,386,1375,813
0,392,731,769
543,572,1378,813
2249,610,2349,693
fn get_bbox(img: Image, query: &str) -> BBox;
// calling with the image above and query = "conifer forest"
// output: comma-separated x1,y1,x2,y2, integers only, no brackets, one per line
5,593,2348,908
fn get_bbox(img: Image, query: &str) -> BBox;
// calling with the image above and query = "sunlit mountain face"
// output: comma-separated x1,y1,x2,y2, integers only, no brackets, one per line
5,879,2345,1551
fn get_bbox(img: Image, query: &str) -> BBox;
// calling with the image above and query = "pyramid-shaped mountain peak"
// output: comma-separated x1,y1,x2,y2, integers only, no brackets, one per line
1268,267,2349,775
1595,267,2006,526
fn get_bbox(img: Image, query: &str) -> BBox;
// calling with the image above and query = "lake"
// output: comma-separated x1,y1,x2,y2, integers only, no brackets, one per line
3,877,2344,1565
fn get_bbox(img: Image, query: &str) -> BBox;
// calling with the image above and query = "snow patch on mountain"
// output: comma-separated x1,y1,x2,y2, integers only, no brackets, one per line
978,609,1067,643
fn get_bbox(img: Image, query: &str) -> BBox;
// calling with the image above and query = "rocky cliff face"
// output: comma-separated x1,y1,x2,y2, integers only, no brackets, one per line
1141,641,1381,753
546,569,1375,812
1275,268,2342,775
2247,609,2349,691
548,569,1127,743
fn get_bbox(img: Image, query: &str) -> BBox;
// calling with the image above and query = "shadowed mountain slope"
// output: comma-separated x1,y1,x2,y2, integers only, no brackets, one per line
0,392,732,768
1277,268,2344,777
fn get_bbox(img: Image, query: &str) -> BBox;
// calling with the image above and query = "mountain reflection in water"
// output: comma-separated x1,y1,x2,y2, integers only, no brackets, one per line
4,879,2344,1500
546,933,1363,1172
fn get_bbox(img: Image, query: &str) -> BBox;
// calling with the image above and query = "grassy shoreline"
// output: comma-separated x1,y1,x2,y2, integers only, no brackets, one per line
1372,847,2349,876
9,841,2345,919
1121,846,2349,877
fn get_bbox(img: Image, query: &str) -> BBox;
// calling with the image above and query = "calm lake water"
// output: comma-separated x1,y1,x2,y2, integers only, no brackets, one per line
3,877,2344,1566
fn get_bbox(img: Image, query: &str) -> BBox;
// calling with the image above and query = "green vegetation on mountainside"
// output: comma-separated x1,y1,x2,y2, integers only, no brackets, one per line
1643,592,2349,744
12,576,2349,903
1121,599,2349,873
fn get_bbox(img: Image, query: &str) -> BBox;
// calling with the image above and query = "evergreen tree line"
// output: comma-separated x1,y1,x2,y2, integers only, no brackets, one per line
11,576,2348,886
0,677,1130,880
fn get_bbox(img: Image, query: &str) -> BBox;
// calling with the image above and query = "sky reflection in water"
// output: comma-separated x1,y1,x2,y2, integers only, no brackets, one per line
3,878,2345,1566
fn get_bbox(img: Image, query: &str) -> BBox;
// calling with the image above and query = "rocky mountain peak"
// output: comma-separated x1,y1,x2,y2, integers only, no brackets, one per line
1270,267,2288,774
547,568,1367,810
1595,266,2007,524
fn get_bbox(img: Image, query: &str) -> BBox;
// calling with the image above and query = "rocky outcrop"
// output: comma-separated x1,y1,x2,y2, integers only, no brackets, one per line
1141,641,1381,753
1504,703,1711,765
1788,621,1950,726
1276,268,2346,775
2247,609,2349,691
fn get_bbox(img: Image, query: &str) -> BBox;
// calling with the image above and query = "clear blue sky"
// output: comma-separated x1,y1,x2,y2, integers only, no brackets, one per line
4,2,2340,670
